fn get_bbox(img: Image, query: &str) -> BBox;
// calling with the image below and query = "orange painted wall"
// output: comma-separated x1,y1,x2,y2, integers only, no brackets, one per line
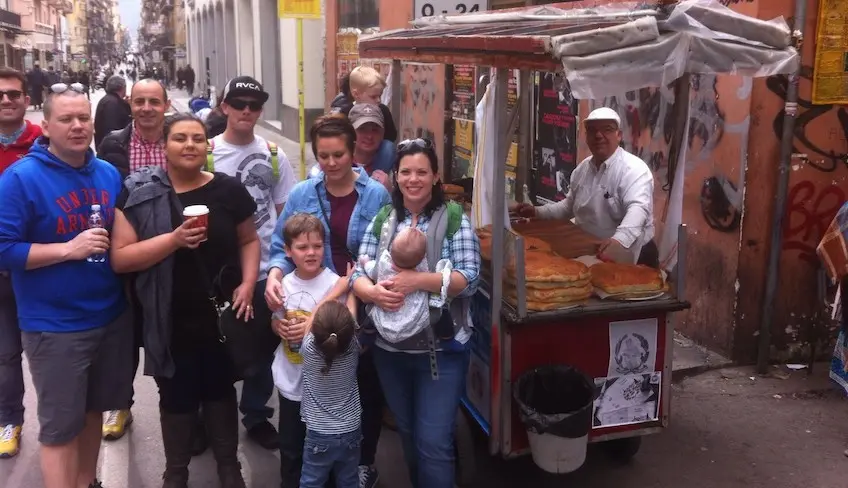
736,0,848,361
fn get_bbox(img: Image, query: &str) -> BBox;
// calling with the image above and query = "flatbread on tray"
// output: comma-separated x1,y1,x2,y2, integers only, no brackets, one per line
505,282,593,302
505,275,591,290
506,251,591,283
479,234,551,262
504,294,589,311
590,262,665,295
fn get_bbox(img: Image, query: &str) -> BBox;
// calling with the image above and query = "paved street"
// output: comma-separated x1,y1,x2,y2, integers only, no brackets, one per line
3,89,847,488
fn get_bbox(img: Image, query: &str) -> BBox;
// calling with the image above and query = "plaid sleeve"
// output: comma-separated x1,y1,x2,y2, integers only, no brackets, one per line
448,214,481,298
350,218,380,288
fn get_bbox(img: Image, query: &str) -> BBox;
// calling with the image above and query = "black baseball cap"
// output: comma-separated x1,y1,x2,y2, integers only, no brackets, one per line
221,76,269,103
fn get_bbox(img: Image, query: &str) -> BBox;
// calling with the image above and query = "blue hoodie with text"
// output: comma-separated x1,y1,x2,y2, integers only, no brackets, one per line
0,138,126,332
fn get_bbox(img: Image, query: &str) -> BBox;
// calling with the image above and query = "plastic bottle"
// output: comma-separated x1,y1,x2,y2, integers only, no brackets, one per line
86,204,106,263
273,309,301,353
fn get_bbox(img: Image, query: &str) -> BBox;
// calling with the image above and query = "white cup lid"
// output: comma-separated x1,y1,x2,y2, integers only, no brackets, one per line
183,205,209,216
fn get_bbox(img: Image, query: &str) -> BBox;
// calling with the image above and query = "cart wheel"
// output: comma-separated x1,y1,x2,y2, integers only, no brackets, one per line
454,410,477,487
603,436,642,464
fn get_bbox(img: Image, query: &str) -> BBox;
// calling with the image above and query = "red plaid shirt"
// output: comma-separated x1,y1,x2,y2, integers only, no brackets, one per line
128,125,167,173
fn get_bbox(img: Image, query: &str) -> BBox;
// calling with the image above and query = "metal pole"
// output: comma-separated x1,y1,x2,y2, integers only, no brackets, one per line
296,17,306,180
205,56,211,99
757,0,807,374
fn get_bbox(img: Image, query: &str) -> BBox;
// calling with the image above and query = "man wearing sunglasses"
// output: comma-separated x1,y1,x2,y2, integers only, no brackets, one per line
0,67,43,460
206,75,295,450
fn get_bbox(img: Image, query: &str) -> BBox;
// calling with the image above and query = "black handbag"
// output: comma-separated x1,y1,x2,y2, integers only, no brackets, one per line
192,254,278,380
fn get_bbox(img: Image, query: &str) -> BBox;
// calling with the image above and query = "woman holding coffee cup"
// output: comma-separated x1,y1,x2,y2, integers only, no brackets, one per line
109,113,260,488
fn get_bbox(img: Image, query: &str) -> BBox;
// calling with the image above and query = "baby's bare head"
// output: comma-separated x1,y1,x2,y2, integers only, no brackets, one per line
391,228,427,269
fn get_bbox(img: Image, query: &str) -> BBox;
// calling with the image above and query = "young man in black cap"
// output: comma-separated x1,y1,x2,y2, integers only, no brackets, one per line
206,76,295,450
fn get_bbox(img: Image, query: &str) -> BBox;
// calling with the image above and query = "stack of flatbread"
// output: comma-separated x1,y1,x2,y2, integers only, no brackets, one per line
590,262,666,296
504,250,593,311
476,225,552,262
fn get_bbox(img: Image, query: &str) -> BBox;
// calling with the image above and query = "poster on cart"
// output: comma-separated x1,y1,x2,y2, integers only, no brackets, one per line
534,71,577,204
592,372,661,429
607,318,658,378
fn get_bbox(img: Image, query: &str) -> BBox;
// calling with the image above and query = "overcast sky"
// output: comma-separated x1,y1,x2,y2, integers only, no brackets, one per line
118,0,140,40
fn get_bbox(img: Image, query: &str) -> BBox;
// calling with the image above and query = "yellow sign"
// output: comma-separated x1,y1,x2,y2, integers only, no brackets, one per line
811,0,848,104
279,0,320,18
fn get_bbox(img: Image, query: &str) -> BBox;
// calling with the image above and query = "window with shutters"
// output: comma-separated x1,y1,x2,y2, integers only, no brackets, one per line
338,0,378,29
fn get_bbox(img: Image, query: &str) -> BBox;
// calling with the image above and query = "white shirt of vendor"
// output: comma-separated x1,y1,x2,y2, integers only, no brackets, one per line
535,146,654,262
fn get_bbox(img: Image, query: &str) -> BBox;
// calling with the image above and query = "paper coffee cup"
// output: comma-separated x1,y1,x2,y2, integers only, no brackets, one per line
183,205,209,242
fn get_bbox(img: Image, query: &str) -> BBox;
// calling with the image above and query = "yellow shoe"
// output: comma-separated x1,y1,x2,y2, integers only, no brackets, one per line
0,424,21,459
102,410,133,441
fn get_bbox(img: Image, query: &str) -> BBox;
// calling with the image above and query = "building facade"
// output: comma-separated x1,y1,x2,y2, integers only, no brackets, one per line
140,0,187,81
325,0,848,364
184,0,325,139
67,0,87,69
0,0,24,69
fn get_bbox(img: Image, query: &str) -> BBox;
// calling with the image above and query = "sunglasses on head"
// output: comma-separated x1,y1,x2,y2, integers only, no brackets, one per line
397,138,433,152
226,98,264,111
0,90,23,101
51,82,85,94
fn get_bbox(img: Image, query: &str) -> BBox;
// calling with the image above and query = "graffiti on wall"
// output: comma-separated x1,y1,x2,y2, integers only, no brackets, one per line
766,66,848,173
399,63,438,142
590,74,751,232
783,181,846,265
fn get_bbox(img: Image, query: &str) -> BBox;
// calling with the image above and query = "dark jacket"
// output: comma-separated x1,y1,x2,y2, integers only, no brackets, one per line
94,92,132,149
330,92,352,113
121,166,181,378
97,124,132,178
340,102,398,143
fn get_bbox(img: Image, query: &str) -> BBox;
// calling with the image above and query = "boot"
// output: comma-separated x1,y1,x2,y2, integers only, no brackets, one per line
159,410,196,488
202,394,246,488
191,408,208,457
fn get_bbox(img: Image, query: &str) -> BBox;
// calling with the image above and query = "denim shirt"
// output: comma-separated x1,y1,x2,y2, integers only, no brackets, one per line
268,166,391,276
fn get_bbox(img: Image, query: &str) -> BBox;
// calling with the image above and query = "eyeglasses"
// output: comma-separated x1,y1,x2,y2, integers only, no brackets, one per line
226,98,264,112
397,138,433,152
0,90,23,101
50,83,86,94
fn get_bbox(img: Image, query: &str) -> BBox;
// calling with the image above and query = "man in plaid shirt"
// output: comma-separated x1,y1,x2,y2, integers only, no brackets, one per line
95,78,170,442
97,78,170,177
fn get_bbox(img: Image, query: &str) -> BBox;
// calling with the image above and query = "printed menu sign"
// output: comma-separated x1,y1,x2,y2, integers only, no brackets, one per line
535,72,577,204
812,0,848,104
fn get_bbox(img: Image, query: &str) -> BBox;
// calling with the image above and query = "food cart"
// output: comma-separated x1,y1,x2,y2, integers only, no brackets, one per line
358,0,799,481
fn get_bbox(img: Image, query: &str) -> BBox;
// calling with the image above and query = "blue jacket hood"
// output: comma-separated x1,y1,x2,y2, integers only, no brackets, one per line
29,136,99,174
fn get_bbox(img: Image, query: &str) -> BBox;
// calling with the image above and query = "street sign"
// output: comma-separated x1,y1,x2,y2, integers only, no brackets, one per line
414,0,484,18
152,50,160,63
278,0,320,18
175,48,186,58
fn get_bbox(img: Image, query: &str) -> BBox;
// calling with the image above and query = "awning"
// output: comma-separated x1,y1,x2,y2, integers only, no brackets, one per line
358,0,800,98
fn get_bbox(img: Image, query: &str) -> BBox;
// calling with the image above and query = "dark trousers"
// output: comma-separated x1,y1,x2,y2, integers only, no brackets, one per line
357,349,384,467
155,342,235,414
278,394,306,488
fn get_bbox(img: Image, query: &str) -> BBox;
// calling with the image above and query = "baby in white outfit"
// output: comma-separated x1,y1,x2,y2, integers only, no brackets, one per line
360,227,453,343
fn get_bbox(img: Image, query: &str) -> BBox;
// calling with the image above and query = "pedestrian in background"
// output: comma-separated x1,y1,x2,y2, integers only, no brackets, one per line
0,82,132,488
0,67,42,460
94,75,131,148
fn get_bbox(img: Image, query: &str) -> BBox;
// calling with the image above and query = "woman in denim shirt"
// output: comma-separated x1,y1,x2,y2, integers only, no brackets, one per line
264,114,390,488
352,139,481,488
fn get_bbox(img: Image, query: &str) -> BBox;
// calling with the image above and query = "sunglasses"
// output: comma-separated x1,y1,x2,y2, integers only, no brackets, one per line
51,82,86,94
226,98,264,112
0,90,23,101
397,138,434,152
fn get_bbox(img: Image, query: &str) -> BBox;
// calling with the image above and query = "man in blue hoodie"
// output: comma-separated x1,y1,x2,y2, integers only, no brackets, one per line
0,84,132,488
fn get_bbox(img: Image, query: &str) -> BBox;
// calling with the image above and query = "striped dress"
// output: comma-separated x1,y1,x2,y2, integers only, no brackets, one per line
300,333,361,434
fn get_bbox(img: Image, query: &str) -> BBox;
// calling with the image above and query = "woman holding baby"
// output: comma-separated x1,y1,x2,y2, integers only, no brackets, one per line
352,138,481,488
265,114,390,488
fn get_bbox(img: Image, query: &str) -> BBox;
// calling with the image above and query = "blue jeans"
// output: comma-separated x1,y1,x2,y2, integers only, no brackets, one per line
373,347,470,488
239,280,275,429
0,274,23,426
300,428,362,488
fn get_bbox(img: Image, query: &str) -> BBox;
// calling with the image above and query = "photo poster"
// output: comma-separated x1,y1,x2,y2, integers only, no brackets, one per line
592,372,661,429
590,317,661,429
452,118,475,181
505,70,520,200
534,71,578,203
452,65,476,120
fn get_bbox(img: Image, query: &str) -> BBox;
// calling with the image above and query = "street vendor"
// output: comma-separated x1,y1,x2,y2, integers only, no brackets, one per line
511,107,656,266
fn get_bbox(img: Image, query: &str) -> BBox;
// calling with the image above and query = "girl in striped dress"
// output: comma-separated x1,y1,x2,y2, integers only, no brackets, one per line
299,301,361,488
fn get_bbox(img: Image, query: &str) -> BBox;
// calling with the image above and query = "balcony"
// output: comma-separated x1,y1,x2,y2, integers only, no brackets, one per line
0,9,22,33
35,22,55,36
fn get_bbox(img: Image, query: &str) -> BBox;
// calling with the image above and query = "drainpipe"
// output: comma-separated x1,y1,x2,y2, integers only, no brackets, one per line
756,0,808,374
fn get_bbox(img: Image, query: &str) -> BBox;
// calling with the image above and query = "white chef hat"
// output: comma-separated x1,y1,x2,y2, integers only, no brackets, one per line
584,107,621,127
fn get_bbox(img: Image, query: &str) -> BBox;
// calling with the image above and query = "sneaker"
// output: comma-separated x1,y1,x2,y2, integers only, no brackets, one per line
358,465,379,488
0,424,21,459
246,420,279,450
102,410,133,441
